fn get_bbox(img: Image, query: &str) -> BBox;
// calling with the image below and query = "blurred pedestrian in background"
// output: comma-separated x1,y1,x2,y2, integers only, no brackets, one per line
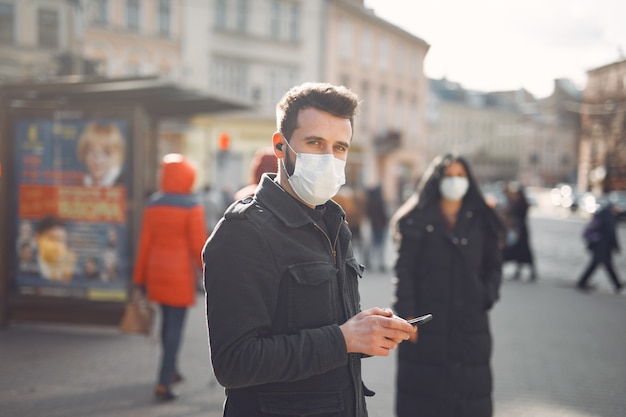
232,146,277,201
133,153,207,402
502,182,537,281
366,184,389,272
333,182,367,259
576,203,624,293
390,153,504,417
203,82,416,417
200,184,226,235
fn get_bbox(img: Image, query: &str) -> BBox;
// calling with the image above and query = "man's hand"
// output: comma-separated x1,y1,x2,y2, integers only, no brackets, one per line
339,307,418,356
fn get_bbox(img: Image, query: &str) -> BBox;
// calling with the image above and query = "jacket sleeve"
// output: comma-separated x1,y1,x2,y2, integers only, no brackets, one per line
481,222,503,310
392,219,421,318
132,208,153,286
187,205,207,271
203,218,348,388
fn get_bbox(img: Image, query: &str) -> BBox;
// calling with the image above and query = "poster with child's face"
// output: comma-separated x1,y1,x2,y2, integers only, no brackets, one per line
13,119,131,302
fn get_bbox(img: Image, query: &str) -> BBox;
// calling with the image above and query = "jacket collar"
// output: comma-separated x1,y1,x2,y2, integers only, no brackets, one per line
255,174,345,229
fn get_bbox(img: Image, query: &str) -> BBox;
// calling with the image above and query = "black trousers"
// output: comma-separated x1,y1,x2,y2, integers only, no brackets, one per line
577,253,622,291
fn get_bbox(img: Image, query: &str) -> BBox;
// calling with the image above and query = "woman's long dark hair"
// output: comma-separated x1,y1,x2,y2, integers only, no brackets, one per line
391,153,503,239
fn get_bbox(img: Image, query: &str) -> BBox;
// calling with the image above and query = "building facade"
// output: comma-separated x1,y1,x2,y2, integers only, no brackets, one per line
427,78,527,184
0,0,75,81
428,77,581,188
578,58,626,193
81,0,184,79
324,0,430,207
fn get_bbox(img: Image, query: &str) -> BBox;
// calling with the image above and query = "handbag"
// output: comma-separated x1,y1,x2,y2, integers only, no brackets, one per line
119,289,154,335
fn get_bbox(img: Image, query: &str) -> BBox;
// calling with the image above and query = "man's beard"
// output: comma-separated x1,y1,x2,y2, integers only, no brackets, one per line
282,144,296,177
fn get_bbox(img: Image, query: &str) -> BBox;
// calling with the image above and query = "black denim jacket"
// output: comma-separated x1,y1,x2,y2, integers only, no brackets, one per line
203,174,367,417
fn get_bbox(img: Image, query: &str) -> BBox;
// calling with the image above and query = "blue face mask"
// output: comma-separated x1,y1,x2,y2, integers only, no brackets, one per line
281,139,346,206
439,177,469,201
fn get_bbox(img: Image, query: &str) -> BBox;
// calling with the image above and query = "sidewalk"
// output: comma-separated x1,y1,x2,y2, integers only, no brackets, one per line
0,295,223,417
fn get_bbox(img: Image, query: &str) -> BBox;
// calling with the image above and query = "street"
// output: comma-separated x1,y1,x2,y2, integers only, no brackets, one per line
1,204,625,417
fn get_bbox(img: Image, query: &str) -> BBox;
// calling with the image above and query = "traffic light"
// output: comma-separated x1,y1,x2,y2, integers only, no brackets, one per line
218,132,230,151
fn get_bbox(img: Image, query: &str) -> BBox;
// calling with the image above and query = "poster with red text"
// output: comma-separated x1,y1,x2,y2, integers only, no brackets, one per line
13,119,131,302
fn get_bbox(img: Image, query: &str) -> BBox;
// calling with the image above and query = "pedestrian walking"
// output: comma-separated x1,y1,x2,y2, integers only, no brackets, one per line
365,184,389,272
133,153,207,402
502,182,537,281
333,182,367,260
390,153,504,417
576,203,624,293
232,146,277,201
202,82,416,417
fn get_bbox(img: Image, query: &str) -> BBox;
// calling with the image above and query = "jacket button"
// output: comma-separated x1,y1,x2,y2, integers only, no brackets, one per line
461,238,468,245
466,211,473,218
452,237,459,244
426,225,434,232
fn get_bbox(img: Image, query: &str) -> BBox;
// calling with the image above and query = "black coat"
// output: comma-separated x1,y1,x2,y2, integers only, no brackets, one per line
502,198,533,263
393,201,502,417
203,174,369,417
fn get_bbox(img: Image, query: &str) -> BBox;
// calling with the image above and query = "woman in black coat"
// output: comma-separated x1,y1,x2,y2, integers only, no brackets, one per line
391,154,504,417
502,184,537,281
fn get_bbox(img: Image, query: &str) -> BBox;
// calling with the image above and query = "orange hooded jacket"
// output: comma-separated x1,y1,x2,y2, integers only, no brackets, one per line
133,154,206,307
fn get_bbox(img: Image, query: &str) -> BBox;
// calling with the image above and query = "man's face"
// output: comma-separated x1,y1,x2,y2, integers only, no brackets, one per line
282,107,352,176
35,226,68,264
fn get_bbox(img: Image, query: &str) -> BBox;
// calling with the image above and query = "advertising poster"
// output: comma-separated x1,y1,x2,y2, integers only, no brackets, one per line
13,119,131,302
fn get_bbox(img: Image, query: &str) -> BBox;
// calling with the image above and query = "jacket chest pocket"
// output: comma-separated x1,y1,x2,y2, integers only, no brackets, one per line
286,262,339,332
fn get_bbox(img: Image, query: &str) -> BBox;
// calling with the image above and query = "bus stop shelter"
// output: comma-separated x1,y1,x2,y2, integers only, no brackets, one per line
0,76,249,327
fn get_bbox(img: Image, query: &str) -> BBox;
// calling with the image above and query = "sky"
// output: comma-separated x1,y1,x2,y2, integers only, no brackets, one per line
364,0,626,98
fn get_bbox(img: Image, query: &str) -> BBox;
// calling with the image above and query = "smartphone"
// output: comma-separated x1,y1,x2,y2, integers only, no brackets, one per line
406,314,433,326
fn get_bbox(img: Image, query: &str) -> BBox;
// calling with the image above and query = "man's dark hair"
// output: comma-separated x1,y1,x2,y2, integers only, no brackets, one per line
276,82,360,141
36,215,65,235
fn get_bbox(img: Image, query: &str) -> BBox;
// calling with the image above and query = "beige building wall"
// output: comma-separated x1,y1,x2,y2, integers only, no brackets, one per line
428,100,524,183
0,0,74,80
325,0,430,208
182,0,326,192
82,0,183,79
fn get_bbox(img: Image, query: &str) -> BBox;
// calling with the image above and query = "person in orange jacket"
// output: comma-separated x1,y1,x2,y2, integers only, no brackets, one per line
133,153,207,402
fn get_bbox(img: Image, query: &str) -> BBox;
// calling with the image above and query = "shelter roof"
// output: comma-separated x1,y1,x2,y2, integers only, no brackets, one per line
0,76,251,118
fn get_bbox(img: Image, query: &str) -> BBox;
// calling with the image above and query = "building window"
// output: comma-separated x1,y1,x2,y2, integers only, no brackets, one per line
411,52,421,79
268,66,298,107
91,0,108,25
126,0,140,31
340,74,350,88
236,0,248,33
215,0,226,29
395,91,404,130
360,29,371,67
212,57,249,100
38,8,60,49
0,3,15,44
378,85,388,133
396,45,404,75
157,0,171,35
287,2,299,42
269,0,280,40
378,37,388,70
339,19,352,60
360,80,369,130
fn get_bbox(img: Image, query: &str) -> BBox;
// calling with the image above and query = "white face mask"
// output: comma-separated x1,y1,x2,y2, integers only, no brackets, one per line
440,176,469,201
282,140,346,206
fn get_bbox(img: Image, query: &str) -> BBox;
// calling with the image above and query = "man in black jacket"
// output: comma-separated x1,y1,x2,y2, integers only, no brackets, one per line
203,82,416,417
